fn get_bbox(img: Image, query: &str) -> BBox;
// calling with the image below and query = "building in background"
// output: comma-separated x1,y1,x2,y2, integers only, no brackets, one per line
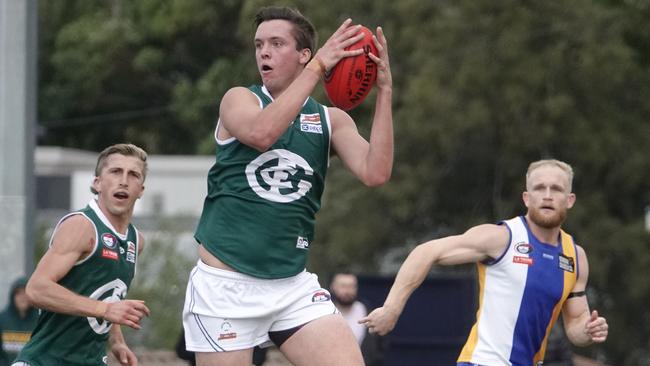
35,146,212,224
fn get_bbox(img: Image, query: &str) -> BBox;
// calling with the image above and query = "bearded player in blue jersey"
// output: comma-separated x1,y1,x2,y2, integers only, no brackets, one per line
361,159,608,366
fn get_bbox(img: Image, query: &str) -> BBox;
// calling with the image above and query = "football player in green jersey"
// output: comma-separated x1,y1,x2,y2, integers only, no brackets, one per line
15,144,150,366
183,6,393,366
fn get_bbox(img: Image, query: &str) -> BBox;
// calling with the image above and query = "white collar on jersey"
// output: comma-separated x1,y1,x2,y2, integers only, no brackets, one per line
261,85,310,108
88,199,129,240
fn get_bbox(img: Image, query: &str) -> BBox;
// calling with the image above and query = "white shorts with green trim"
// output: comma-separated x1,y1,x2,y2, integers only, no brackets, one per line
182,260,337,352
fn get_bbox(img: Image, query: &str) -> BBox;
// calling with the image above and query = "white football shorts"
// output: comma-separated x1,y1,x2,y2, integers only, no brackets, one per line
182,260,337,352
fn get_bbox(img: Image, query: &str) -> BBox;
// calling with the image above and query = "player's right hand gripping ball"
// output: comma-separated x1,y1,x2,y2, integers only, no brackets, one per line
324,26,378,111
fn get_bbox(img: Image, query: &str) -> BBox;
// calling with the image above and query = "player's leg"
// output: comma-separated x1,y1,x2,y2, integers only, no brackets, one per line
182,261,273,366
268,271,364,366
279,314,364,366
195,349,253,366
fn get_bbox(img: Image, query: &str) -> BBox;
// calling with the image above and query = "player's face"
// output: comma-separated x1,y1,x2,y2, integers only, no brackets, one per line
254,19,310,95
331,274,358,307
523,165,575,229
92,154,145,219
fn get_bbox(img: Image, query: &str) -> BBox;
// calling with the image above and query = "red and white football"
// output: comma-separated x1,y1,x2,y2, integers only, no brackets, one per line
324,26,378,111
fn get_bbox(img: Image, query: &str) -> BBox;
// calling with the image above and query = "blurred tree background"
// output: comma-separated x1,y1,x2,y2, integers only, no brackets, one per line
36,0,649,364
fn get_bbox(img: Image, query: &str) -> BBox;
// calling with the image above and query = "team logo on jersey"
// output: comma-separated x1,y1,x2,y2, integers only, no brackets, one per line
300,113,323,134
513,256,533,265
102,356,108,364
87,279,128,334
515,242,532,254
245,149,314,203
101,233,117,249
558,253,575,272
296,236,309,250
543,253,554,260
311,290,331,302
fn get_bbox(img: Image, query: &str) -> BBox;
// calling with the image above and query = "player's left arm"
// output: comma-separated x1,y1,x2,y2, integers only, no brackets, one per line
330,27,393,187
562,245,608,346
110,324,138,365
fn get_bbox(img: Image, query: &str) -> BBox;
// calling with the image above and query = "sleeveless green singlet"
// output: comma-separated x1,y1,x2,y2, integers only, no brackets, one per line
16,200,138,366
195,85,331,279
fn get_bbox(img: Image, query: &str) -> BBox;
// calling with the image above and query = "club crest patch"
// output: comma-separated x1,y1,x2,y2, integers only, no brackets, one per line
101,233,117,249
515,242,533,254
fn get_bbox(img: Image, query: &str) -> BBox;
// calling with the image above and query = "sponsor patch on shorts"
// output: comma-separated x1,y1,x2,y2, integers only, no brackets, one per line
311,290,331,302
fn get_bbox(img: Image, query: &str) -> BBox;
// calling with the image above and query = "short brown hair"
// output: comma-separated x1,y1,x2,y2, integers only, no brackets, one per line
91,143,148,194
254,6,317,58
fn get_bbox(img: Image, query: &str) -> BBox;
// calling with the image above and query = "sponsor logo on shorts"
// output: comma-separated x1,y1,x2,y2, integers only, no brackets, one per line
218,320,237,341
311,290,331,302
218,332,237,340
513,256,533,265
101,248,118,260
515,242,532,254
101,233,117,249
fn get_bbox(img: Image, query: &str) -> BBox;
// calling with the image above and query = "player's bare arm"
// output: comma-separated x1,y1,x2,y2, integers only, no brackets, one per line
359,224,509,335
562,245,608,345
330,27,393,187
26,215,150,329
220,19,365,152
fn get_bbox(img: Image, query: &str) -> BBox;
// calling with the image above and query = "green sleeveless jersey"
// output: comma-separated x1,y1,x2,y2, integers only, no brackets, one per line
195,85,331,279
16,200,139,366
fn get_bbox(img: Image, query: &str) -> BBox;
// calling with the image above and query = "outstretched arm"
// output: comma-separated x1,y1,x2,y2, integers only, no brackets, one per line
359,224,509,335
331,26,393,187
26,215,150,329
562,245,608,346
